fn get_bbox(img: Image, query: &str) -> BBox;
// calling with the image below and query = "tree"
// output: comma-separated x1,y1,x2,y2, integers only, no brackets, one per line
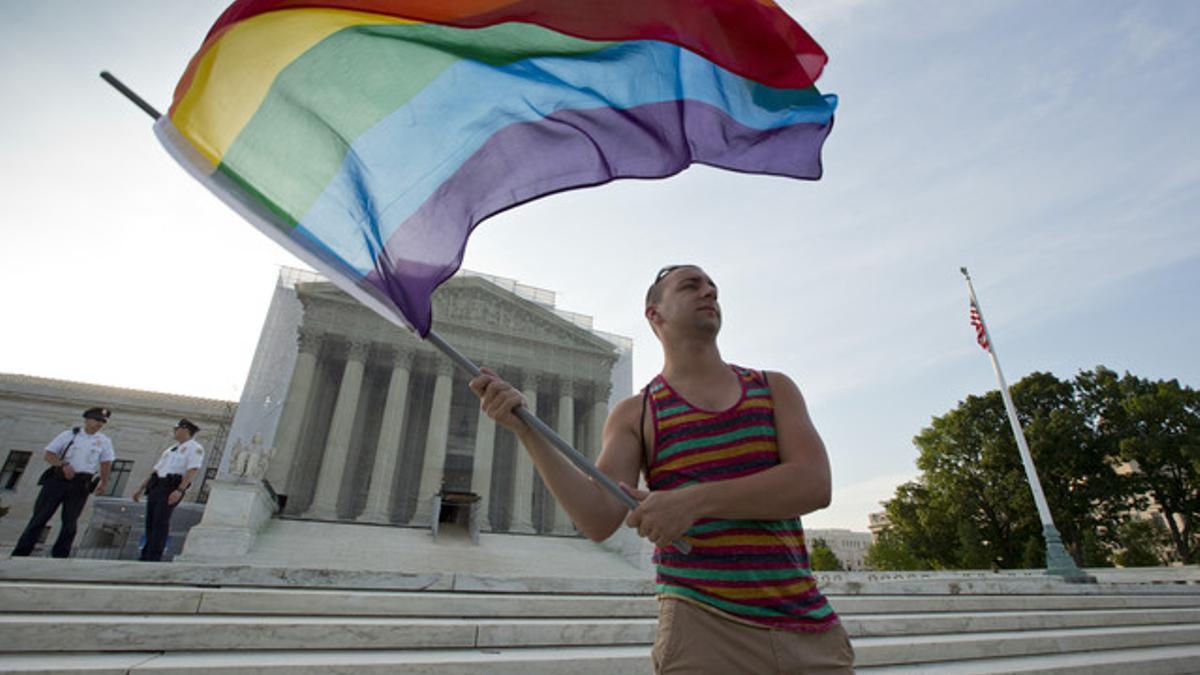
865,529,923,570
1080,529,1112,567
875,368,1195,569
1077,367,1200,563
1115,519,1165,567
905,372,1131,569
873,367,1195,570
809,538,844,571
875,480,963,569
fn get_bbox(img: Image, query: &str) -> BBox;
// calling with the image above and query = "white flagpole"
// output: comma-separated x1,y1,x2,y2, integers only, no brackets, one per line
960,268,1089,580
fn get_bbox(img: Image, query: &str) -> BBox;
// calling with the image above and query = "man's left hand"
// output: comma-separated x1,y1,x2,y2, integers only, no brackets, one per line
167,490,183,506
621,483,698,550
93,481,107,495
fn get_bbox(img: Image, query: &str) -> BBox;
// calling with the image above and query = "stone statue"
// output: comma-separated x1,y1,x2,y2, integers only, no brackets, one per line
228,438,251,477
227,434,275,481
246,434,276,480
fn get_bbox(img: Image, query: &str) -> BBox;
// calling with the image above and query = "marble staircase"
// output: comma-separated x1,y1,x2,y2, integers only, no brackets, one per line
1,558,1198,673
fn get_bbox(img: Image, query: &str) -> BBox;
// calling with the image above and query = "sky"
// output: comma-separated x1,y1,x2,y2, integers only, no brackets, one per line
1,1,1197,531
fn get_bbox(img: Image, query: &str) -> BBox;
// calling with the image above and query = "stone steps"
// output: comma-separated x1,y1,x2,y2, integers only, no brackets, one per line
0,581,657,618
857,644,1200,674
0,646,654,675
5,580,1198,618
851,624,1200,668
844,607,1200,636
2,627,1200,674
5,610,1198,653
2,560,1198,673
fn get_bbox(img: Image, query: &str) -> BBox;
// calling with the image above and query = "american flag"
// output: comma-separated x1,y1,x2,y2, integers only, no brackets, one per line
969,300,990,351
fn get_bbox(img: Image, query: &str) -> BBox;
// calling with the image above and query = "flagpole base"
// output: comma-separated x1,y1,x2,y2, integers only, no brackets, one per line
1042,524,1095,583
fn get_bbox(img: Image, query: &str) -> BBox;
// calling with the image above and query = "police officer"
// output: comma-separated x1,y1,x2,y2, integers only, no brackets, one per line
11,407,115,557
133,418,204,562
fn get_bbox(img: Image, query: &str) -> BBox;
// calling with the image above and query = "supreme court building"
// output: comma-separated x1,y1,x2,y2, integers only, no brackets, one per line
225,268,632,537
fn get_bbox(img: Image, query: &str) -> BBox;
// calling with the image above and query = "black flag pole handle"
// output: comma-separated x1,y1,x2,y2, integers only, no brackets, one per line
100,71,161,120
98,68,689,554
427,330,691,553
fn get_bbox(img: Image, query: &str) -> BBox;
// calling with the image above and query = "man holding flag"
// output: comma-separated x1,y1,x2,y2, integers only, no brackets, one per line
471,264,853,673
110,2,850,666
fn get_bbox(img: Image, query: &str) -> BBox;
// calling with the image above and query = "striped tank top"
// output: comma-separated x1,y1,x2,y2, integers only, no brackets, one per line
646,365,838,632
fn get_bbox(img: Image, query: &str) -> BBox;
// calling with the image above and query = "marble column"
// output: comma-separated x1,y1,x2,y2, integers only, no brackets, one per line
591,381,612,461
268,328,323,493
468,404,496,531
359,349,413,523
510,371,540,533
411,359,454,524
552,378,576,534
307,340,369,520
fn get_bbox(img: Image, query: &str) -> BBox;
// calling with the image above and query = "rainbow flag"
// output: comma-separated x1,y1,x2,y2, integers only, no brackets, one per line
158,0,838,336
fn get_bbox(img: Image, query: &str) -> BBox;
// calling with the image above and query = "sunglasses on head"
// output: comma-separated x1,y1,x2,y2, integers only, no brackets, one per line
654,265,686,284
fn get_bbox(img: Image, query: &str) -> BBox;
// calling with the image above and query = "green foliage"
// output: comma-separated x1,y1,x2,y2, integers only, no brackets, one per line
809,538,844,571
864,529,923,571
1077,368,1200,563
874,367,1199,570
1115,519,1165,567
1081,529,1112,567
1021,536,1045,569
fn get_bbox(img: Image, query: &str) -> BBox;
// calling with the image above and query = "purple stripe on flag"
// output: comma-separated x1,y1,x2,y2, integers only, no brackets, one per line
365,98,833,335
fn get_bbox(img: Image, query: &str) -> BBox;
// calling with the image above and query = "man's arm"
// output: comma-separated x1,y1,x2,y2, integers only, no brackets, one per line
132,471,155,502
95,442,116,494
470,368,643,541
624,371,832,548
94,461,112,494
168,467,199,506
43,431,72,476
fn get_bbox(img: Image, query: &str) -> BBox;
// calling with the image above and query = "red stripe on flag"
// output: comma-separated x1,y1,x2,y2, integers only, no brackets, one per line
969,301,990,350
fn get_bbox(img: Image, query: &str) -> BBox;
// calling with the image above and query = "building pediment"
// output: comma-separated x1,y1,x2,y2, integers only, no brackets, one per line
294,277,618,362
434,277,618,357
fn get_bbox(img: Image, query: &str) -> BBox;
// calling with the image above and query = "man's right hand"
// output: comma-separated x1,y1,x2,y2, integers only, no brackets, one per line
469,367,529,434
61,464,76,480
132,489,143,503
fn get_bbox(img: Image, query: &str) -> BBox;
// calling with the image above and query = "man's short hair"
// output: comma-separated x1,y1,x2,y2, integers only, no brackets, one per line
645,264,692,307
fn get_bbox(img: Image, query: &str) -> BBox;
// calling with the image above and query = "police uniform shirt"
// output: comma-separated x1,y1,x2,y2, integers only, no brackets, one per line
152,438,205,477
45,429,115,474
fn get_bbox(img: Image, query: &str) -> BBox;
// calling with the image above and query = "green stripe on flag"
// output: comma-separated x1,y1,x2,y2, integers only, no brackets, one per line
220,21,613,224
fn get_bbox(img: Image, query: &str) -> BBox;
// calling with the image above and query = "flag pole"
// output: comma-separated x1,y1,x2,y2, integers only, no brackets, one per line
960,267,1088,580
100,71,161,120
424,331,692,551
427,331,633,507
101,70,689,554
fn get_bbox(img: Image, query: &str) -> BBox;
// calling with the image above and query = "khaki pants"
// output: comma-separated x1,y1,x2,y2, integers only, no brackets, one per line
652,597,855,674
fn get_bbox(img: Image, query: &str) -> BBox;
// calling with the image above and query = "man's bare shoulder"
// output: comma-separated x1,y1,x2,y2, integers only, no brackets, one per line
762,370,800,390
763,370,808,406
608,393,645,429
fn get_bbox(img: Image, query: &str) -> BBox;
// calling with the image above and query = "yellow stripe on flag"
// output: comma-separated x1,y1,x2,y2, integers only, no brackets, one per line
173,8,418,166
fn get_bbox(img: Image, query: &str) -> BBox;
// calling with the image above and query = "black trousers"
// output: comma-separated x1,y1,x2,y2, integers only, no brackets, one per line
140,473,182,562
11,472,94,558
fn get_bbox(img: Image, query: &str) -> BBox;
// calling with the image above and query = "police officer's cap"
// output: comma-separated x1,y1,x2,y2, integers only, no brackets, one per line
175,418,200,435
83,407,111,422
